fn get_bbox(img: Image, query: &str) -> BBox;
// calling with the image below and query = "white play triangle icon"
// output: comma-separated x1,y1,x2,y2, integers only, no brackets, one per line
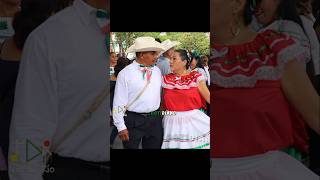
26,139,43,162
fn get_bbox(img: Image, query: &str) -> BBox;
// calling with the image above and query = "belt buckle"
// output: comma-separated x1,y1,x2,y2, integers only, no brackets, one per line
142,113,149,117
99,164,109,170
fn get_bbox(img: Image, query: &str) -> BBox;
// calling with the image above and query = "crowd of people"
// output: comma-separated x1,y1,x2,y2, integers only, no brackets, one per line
210,0,319,179
109,35,210,149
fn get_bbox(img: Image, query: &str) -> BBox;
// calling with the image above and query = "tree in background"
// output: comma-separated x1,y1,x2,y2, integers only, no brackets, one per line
112,32,209,56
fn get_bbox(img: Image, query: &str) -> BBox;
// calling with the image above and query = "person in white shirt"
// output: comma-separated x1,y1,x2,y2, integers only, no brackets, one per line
297,0,320,75
113,36,165,149
8,0,109,180
297,0,320,94
156,39,180,75
200,55,210,86
189,54,207,80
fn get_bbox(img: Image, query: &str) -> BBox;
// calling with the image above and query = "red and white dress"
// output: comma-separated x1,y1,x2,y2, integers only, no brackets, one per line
161,71,210,149
210,30,318,179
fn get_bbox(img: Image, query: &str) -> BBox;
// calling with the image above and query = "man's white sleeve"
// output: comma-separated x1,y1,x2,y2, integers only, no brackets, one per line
8,33,58,180
112,70,129,132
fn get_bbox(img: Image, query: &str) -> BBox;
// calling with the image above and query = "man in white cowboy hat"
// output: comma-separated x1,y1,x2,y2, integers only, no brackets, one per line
113,36,165,149
156,39,181,75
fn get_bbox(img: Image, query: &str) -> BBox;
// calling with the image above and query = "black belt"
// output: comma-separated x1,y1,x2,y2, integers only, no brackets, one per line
49,153,110,171
126,111,152,117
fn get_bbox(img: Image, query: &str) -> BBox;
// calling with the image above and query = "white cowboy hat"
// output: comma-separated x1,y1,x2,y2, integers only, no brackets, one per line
126,37,165,53
159,39,181,55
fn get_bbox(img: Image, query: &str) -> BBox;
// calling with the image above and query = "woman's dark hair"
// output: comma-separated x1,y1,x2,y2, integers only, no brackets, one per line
252,0,305,31
175,49,191,69
244,0,254,26
198,56,207,68
114,57,132,77
313,0,320,17
245,0,305,32
191,54,205,69
277,0,305,31
12,0,55,50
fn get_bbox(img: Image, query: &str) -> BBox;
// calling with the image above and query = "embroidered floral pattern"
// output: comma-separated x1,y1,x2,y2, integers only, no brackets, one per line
162,71,205,89
210,30,310,87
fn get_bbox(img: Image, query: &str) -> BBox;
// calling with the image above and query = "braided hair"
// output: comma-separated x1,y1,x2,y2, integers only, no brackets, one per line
244,0,256,26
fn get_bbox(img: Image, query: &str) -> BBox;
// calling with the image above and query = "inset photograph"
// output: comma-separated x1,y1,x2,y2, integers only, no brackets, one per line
110,32,210,149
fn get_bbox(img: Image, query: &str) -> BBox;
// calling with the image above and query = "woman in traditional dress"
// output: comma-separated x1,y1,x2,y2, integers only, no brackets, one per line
161,49,210,149
210,0,319,179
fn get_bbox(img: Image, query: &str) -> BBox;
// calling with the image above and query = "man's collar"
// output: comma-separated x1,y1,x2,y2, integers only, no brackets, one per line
73,0,97,26
133,60,154,68
96,9,109,18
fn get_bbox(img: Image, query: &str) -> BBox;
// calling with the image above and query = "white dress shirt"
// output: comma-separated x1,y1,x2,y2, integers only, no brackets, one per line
204,66,210,86
8,1,109,180
113,61,162,132
156,56,172,75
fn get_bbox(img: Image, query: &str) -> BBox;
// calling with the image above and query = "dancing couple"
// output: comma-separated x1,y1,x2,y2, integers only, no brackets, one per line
112,36,210,149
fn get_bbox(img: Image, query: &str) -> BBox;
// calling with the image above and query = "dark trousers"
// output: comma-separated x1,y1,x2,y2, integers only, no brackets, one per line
43,153,110,180
309,129,320,175
122,111,163,149
0,171,9,180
